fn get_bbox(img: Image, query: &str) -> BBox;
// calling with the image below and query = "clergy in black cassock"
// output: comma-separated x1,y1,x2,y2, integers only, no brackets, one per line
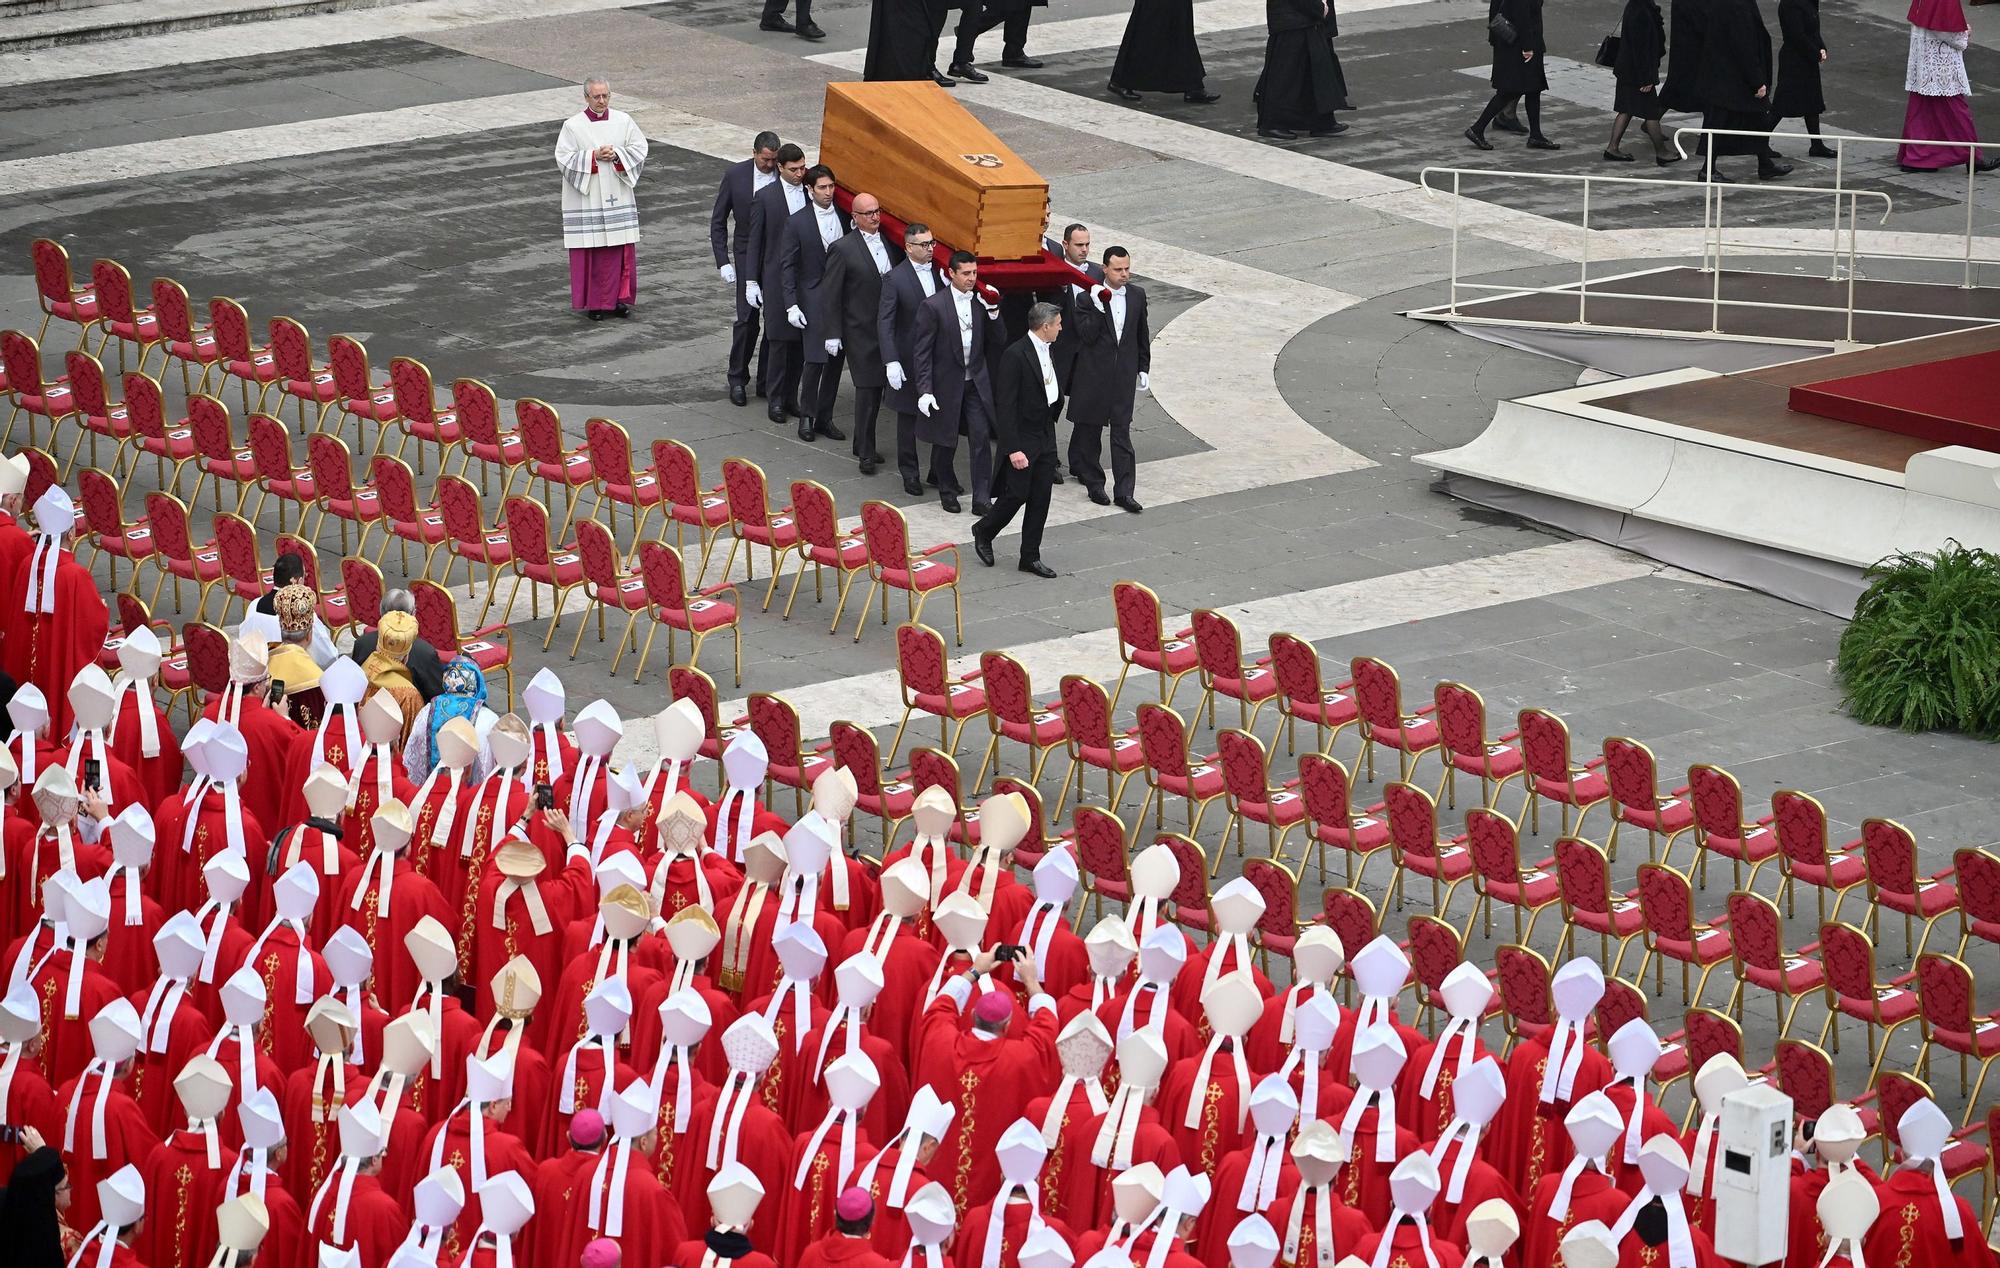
1109,0,1219,101
1254,0,1350,138
1694,0,1790,176
865,0,953,80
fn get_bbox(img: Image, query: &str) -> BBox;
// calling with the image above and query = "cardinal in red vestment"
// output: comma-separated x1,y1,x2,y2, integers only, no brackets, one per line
1416,1056,1520,1247
1198,1076,1299,1268
1864,1099,2000,1268
1396,963,1497,1143
0,488,108,737
557,1077,691,1268
775,1052,881,1266
306,1099,410,1266
276,657,367,826
796,1188,898,1268
475,830,594,1019
105,627,181,807
1021,1012,1110,1230
677,1160,782,1268
94,808,161,999
199,633,305,851
419,1049,539,1255
135,1053,232,1268
951,1118,1075,1268
1351,1152,1467,1268
33,871,123,1087
1518,1092,1630,1268
1779,1103,1875,1268
0,981,60,1186
1053,1029,1179,1227
841,859,942,1056
849,1085,954,1260
686,1013,793,1235
57,996,160,1231
1157,972,1262,1176
1493,959,1612,1199
335,799,453,1016
787,953,909,1147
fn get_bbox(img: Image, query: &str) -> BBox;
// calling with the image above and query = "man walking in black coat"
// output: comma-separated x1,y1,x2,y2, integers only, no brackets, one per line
710,130,782,407
1696,0,1792,179
912,250,1003,515
973,303,1065,578
780,164,853,443
820,192,896,473
1066,245,1149,514
744,143,810,422
878,223,947,498
1049,222,1103,485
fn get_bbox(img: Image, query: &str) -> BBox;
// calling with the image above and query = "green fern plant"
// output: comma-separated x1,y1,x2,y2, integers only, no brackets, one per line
1836,540,2000,737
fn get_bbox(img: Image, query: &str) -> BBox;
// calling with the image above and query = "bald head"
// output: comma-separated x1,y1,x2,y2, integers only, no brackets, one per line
851,192,882,232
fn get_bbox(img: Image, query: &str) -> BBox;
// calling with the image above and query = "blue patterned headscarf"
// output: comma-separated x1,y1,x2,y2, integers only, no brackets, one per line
427,658,487,768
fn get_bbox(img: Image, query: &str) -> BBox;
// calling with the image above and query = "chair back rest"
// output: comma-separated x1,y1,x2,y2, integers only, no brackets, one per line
90,259,137,325
187,394,234,458
1860,818,1919,894
895,623,950,699
653,438,702,506
1596,978,1650,1037
19,450,54,509
1135,703,1191,780
575,518,626,590
340,556,384,629
1516,707,1574,787
1815,921,1879,1003
990,776,1049,859
30,239,76,308
585,417,637,489
1189,608,1244,683
63,350,109,417
366,457,424,527
1239,858,1300,942
860,500,913,572
274,534,320,589
1687,763,1745,839
1464,808,1522,885
745,693,804,769
1072,805,1128,885
1872,1071,1933,1153
1636,863,1697,941
76,468,125,538
143,492,191,558
637,540,691,611
1433,681,1488,760
151,278,196,343
1952,847,2000,928
1771,790,1830,869
1159,834,1211,917
1724,890,1784,970
306,433,356,501
452,378,501,447
1111,580,1165,657
979,651,1034,727
326,335,375,405
122,372,167,443
410,580,462,655
245,414,294,483
1318,887,1377,961
213,513,260,584
1382,781,1439,861
1349,655,1404,731
389,357,439,428
1553,835,1613,915
268,317,316,382
1772,1038,1837,1121
790,480,841,553
116,592,154,639
829,721,884,800
502,496,553,568
1268,631,1322,711
1494,942,1553,1027
1406,914,1465,995
209,297,255,363
1057,674,1113,753
721,458,771,530
1602,735,1662,815
1215,728,1272,805
908,748,961,811
1914,952,1978,1033
182,621,230,696
671,666,722,750
1295,751,1357,831
434,475,487,547
1682,1008,1744,1073
514,398,567,465
0,329,44,394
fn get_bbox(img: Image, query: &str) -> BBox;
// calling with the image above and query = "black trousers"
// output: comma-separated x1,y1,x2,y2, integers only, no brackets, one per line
763,340,803,413
727,277,765,390
852,386,884,459
1068,417,1135,500
974,449,1056,562
896,410,924,484
762,0,812,22
799,350,846,429
952,0,1030,62
931,390,993,504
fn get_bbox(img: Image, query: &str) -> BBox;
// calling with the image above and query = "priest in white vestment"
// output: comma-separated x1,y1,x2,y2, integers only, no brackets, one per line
555,77,649,318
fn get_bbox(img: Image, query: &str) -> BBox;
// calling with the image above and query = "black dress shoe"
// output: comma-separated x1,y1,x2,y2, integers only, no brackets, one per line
816,422,846,441
1258,127,1299,140
797,21,826,39
1978,154,2000,172
784,401,804,418
1656,152,1682,166
972,499,993,516
1311,121,1348,136
1019,559,1057,579
1115,496,1144,514
729,384,747,406
865,450,884,464
1464,127,1493,151
1001,54,1044,68
904,478,925,497
1493,113,1527,134
1086,488,1111,506
759,16,795,31
860,457,879,475
587,310,604,321
933,69,957,87
1107,81,1140,101
949,62,989,83
1759,158,1793,179
613,304,631,318
1049,468,1064,485
940,493,961,514
767,404,787,424
1603,148,1634,162
1184,90,1221,103
972,533,995,566
797,425,816,442
1526,135,1561,150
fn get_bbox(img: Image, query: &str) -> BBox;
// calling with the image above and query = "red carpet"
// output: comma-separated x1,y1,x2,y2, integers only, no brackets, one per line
1788,347,2000,452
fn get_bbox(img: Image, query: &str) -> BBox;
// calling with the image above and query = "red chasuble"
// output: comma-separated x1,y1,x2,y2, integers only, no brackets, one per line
0,546,108,736
1616,1224,1730,1268
32,949,123,1085
344,750,417,860
953,1199,1074,1268
798,1232,897,1268
333,856,454,1013
552,1149,689,1268
127,991,213,1139
137,1127,228,1268
1424,1133,1522,1245
150,788,264,917
1396,1033,1498,1144
775,1123,880,1266
0,1056,57,1184
1519,1168,1628,1268
270,822,359,947
1156,1044,1251,1176
472,852,594,1017
307,1169,408,1267
673,1240,780,1268
240,923,331,1073
1197,1145,1300,1268
53,1071,159,1230
1492,1032,1612,1197
1600,1081,1683,1193
1352,1221,1467,1268
109,689,181,807
11,830,111,939
1330,1104,1420,1226
851,1144,936,1261
916,991,1061,1211
199,694,303,849
1022,1085,1103,1228
840,922,941,1058
417,1113,538,1261
1861,1170,2000,1268
1782,1160,1878,1268
786,1017,909,1147
97,871,162,997
1053,1103,1181,1227
530,1149,604,1265
1265,1183,1374,1268
276,717,360,826
682,1082,794,1233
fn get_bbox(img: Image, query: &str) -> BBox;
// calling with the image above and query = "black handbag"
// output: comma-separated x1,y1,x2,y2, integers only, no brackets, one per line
1596,32,1622,66
1488,11,1517,44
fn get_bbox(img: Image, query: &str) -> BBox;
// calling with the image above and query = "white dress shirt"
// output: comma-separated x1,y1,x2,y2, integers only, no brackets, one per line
782,179,806,214
1032,335,1058,405
916,265,937,298
862,231,891,274
813,202,841,248
952,287,975,377
1108,286,1127,342
752,165,777,193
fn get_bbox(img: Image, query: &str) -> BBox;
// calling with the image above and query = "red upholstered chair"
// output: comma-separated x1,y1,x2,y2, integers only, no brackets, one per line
1132,702,1224,845
340,556,385,636
410,578,513,711
1350,655,1439,784
1317,886,1382,1002
1724,889,1823,1037
1158,833,1212,935
2,328,77,451
180,620,231,712
991,775,1051,870
266,316,340,431
636,539,742,686
1297,751,1390,891
114,592,181,705
670,665,731,789
974,649,1065,791
856,500,963,645
386,356,461,476
1772,1037,1876,1136
62,349,132,480
140,492,222,617
149,278,220,398
208,297,278,417
1515,706,1609,839
653,439,731,587
1603,734,1693,861
497,494,585,649
123,371,196,498
567,518,650,667
515,398,595,536
1407,913,1484,1034
1861,816,1959,958
890,622,985,763
1634,862,1734,1006
326,334,400,456
1240,857,1303,970
209,512,267,625
1215,727,1306,878
1952,847,2000,956
1493,941,1556,1051
17,448,54,512
783,479,870,629
186,394,257,518
908,747,979,847
88,259,161,374
433,474,512,623
29,238,98,346
1109,579,1197,714
1913,952,2000,1118
1190,608,1278,731
584,417,663,544
717,457,797,612
1465,806,1560,944
1553,834,1643,974
1381,780,1473,920
76,466,154,591
1871,1071,1988,1179
1817,919,1921,1085
1072,804,1131,920
1055,674,1139,819
244,412,317,535
830,719,915,848
1679,1007,1753,1122
1433,681,1524,810
750,692,833,817
451,377,525,499
1687,763,1780,892
1268,631,1359,757
1771,789,1868,930
304,432,383,557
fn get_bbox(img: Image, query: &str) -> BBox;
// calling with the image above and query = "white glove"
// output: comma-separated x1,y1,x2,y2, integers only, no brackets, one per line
887,362,905,390
1137,371,1150,393
787,305,808,330
979,299,999,316
745,280,763,308
825,339,842,356
720,263,736,285
918,394,938,417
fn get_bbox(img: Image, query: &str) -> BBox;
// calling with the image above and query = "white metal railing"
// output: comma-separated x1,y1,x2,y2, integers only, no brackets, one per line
1418,166,1895,342
1673,126,1993,289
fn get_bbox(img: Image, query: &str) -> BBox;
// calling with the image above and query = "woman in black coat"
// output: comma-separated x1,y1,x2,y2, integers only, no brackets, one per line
0,1144,74,1268
1770,0,1834,155
1466,0,1557,149
1606,0,1679,161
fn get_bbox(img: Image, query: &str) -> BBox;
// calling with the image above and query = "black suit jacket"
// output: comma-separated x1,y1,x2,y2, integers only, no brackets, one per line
992,334,1063,461
744,177,807,341
1050,259,1104,378
781,203,853,366
709,159,762,320
349,630,444,702
821,231,894,387
877,258,946,414
912,286,1001,446
1067,284,1149,428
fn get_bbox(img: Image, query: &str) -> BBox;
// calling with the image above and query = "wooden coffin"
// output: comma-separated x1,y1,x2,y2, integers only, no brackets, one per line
819,80,1048,262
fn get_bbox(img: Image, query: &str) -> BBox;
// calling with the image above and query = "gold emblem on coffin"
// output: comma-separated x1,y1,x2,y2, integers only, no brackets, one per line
961,153,1003,168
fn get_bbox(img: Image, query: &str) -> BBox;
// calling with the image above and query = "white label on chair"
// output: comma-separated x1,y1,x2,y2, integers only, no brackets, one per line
702,496,726,508
1162,639,1190,652
422,513,443,527
1189,764,1215,777
1244,667,1271,680
1439,844,1466,856
1322,691,1348,703
948,682,977,696
719,726,743,741
911,559,935,571
463,641,492,654
195,551,218,564
169,428,191,440
1112,736,1139,750
253,353,274,365
314,372,334,384
1613,900,1638,913
1660,797,1683,808
1270,790,1299,805
554,552,579,565
688,600,716,612
1522,869,1548,882
620,579,644,593
567,454,588,468
1486,743,1510,754
1352,815,1378,828
1877,987,1905,1000
840,538,863,550
1917,878,1938,889
1784,957,1810,971
373,392,394,405
883,781,912,795
103,635,125,651
1034,711,1060,725
1401,715,1425,726
486,533,507,545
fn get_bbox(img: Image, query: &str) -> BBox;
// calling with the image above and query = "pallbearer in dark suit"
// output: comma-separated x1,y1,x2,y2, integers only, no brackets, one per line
819,192,896,473
877,223,946,499
1066,245,1149,514
972,303,1064,578
1049,222,1103,485
780,164,853,443
744,143,810,423
912,250,1003,515
710,130,782,406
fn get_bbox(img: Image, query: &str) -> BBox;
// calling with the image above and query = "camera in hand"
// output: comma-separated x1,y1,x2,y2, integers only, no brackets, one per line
993,943,1027,963
82,758,100,793
534,783,556,811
